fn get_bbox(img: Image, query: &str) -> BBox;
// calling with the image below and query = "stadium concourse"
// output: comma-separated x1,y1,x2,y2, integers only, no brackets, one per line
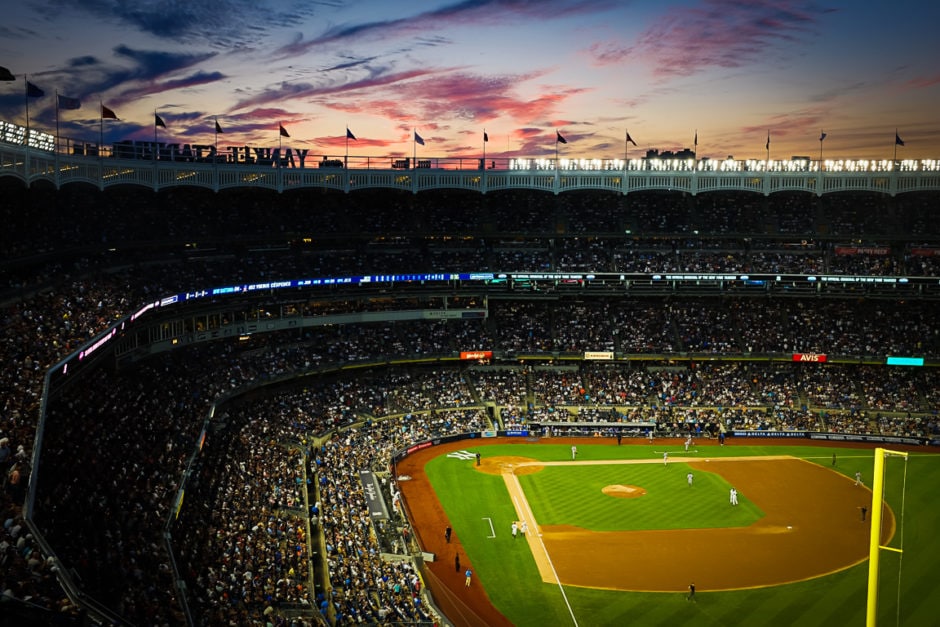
0,179,939,625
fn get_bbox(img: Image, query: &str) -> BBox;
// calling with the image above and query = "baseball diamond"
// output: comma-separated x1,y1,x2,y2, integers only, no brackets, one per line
396,437,900,627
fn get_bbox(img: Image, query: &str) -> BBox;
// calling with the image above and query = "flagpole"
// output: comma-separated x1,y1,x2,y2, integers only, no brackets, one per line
482,128,486,169
766,131,770,163
819,131,824,171
894,128,898,162
154,110,158,161
213,117,219,190
412,129,416,169
99,100,104,156
54,90,61,185
693,129,698,160
24,77,30,182
51,90,60,189
624,130,628,163
24,76,30,139
55,90,60,157
345,124,349,168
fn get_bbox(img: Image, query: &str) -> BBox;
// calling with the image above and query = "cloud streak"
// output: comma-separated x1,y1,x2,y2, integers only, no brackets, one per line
590,0,831,79
273,0,616,59
58,0,321,48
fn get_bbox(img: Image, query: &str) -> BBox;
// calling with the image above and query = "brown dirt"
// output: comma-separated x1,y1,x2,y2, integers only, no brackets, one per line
476,455,543,476
394,437,897,626
601,484,647,498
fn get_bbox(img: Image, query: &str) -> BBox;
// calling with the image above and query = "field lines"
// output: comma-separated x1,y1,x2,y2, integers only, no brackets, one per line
502,469,580,626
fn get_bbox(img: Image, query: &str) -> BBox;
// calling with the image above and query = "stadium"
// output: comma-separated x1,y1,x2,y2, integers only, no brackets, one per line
2,125,940,627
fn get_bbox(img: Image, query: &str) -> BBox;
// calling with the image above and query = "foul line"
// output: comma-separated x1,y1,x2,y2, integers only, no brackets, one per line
504,471,579,627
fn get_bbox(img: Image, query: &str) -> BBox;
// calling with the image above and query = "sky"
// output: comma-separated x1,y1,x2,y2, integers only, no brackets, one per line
1,0,939,161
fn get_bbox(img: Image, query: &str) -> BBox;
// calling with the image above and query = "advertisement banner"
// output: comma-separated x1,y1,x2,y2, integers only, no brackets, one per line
834,246,889,255
792,353,827,362
584,351,614,360
808,433,922,445
732,430,807,438
460,351,493,360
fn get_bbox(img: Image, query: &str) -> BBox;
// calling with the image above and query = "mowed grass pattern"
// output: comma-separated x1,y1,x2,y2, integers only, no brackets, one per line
424,443,940,627
520,463,763,530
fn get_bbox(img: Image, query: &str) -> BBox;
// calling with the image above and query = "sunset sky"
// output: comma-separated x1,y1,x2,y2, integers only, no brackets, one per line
1,0,938,161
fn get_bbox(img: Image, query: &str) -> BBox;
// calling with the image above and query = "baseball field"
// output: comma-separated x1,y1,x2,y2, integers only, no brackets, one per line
395,437,940,627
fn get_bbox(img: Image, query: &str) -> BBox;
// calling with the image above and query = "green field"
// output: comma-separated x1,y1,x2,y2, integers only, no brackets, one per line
425,443,940,627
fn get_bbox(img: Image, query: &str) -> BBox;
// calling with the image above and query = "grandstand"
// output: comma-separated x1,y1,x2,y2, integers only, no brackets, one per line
1,132,940,626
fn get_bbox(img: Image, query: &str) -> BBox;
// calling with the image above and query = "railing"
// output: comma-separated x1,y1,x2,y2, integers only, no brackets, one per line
4,141,940,196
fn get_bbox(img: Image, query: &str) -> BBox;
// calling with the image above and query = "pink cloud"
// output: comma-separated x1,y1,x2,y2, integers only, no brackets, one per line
317,70,586,130
905,74,940,89
740,106,830,140
593,1,829,78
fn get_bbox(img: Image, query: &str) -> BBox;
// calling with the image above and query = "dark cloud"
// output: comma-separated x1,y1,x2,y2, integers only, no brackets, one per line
321,57,379,72
125,71,228,101
113,45,216,80
230,67,434,111
273,0,616,59
0,25,41,39
69,56,100,67
59,0,322,47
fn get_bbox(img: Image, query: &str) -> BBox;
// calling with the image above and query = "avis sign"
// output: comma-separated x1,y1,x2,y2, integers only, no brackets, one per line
792,353,827,362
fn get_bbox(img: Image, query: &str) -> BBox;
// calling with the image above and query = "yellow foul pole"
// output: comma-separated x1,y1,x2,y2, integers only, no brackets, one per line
866,447,908,627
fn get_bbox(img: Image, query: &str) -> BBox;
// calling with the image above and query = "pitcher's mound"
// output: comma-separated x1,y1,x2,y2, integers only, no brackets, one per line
603,484,647,498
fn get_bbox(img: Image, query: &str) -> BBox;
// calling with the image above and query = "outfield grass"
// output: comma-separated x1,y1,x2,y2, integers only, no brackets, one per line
425,443,940,627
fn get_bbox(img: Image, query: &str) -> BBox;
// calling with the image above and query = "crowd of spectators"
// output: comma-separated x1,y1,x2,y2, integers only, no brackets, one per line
1,182,939,625
4,184,940,298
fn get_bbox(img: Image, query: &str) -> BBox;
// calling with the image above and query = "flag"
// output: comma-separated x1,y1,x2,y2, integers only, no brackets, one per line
694,130,698,147
483,130,489,142
155,113,166,128
346,127,356,140
766,131,770,151
57,94,81,110
819,131,827,142
26,81,44,98
414,130,425,145
0,66,15,81
626,132,637,146
556,130,567,144
101,105,118,119
215,120,224,134
279,124,290,138
895,132,904,146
